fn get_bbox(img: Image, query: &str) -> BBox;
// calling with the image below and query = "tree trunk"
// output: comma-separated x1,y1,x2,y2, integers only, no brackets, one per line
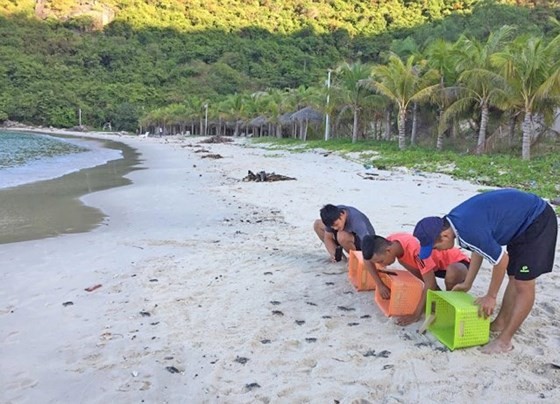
303,120,309,141
276,124,282,138
476,101,489,154
410,102,418,146
398,107,406,150
508,112,516,146
351,108,359,143
384,108,392,140
436,109,444,151
521,110,532,160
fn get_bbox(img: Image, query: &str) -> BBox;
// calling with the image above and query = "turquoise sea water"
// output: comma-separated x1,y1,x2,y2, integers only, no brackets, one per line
0,130,123,189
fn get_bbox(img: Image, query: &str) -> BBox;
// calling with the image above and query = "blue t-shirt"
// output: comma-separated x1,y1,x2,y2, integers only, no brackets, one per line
326,205,375,242
446,189,546,265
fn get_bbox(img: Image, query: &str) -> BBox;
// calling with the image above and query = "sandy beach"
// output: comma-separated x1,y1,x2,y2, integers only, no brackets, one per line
1,130,560,403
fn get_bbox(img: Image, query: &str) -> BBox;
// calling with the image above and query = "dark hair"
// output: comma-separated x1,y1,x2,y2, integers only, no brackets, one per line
320,204,343,227
442,216,451,230
362,235,391,260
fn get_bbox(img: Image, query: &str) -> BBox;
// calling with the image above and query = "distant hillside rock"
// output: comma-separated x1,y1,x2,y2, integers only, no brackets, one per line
34,0,115,29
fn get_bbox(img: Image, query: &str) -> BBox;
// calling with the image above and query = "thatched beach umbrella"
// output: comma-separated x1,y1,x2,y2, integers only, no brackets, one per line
290,107,323,122
290,107,323,140
248,116,268,137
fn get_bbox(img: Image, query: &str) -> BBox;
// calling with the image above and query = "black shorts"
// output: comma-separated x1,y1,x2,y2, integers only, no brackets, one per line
333,231,362,250
507,204,558,281
433,260,470,278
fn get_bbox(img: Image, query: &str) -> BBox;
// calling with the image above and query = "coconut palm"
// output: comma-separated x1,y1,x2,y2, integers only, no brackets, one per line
425,39,459,150
367,53,439,150
444,26,515,154
331,62,375,143
492,33,560,160
221,93,249,136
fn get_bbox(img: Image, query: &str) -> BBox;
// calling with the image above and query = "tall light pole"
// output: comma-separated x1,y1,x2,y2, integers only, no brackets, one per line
324,69,332,141
204,103,208,136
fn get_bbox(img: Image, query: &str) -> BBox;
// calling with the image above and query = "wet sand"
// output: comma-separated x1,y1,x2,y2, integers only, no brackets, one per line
0,136,142,244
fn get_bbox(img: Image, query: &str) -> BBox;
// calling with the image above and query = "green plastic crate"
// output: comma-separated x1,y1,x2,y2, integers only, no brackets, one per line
426,290,490,350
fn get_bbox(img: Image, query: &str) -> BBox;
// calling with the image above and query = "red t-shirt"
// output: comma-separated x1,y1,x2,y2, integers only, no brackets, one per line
387,233,469,275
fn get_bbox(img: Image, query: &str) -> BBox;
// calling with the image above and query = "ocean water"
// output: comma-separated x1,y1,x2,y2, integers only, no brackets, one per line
0,130,123,189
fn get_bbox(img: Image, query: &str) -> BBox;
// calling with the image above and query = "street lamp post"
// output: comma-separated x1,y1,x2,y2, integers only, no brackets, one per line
324,69,332,141
204,103,208,136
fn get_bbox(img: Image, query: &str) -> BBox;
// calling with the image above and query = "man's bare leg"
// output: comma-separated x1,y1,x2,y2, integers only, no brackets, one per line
335,230,356,254
481,278,535,354
313,219,326,242
444,262,468,291
490,276,516,332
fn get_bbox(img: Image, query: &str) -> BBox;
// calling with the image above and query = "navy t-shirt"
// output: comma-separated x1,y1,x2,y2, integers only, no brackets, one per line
325,205,376,243
446,189,546,265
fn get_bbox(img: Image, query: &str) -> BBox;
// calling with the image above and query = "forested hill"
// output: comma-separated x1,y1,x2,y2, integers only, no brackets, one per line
0,0,558,130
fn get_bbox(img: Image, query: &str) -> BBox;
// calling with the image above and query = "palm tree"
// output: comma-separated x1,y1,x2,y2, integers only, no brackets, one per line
492,33,560,160
446,27,514,154
331,62,375,143
222,93,249,136
425,39,459,150
367,53,439,150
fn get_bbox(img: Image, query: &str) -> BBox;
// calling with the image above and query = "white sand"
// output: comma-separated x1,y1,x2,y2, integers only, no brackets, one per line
1,131,560,403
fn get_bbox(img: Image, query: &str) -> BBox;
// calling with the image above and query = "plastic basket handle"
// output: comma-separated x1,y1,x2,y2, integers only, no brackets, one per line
418,313,436,334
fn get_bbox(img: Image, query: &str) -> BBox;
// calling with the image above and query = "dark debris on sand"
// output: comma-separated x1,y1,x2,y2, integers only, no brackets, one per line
242,170,296,182
200,135,233,144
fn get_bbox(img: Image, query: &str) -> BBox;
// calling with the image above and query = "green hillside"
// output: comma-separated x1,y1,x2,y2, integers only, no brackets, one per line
0,0,558,131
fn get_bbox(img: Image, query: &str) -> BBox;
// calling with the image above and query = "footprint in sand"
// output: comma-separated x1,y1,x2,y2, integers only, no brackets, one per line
5,372,38,390
539,301,556,315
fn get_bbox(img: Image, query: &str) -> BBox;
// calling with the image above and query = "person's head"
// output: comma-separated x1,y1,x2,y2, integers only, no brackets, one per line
362,235,397,266
320,204,346,231
413,216,455,259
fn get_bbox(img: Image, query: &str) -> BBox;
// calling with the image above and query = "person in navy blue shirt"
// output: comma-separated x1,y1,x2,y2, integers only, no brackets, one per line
313,204,375,262
413,189,557,354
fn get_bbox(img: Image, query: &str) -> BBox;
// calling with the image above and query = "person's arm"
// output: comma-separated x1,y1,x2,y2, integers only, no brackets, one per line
364,259,390,299
323,231,339,262
475,253,508,318
452,252,483,292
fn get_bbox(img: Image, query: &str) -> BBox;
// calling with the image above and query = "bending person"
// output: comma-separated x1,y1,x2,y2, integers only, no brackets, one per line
313,204,375,263
414,189,557,354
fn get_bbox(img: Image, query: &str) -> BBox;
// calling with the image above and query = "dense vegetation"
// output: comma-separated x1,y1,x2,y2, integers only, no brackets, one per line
0,0,559,160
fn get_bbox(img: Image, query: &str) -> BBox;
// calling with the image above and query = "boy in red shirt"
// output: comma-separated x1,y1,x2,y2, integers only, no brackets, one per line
362,233,469,325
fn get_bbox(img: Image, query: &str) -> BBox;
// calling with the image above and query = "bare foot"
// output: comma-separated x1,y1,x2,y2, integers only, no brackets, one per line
480,338,513,354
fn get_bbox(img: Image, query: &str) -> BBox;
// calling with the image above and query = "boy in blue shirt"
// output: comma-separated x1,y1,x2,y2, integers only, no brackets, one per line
313,204,375,262
414,189,557,354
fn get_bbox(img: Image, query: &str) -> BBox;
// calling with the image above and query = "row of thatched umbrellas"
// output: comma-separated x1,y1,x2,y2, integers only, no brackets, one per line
248,106,323,127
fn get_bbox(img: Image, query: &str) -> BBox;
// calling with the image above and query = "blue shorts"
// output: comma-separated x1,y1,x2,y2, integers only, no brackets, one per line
507,204,557,281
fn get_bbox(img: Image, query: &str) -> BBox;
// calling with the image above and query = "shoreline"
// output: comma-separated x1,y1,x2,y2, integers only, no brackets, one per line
0,130,143,244
1,130,559,403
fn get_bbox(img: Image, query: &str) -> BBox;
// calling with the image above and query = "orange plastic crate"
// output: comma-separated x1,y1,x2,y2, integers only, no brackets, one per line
374,269,424,316
348,250,377,291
